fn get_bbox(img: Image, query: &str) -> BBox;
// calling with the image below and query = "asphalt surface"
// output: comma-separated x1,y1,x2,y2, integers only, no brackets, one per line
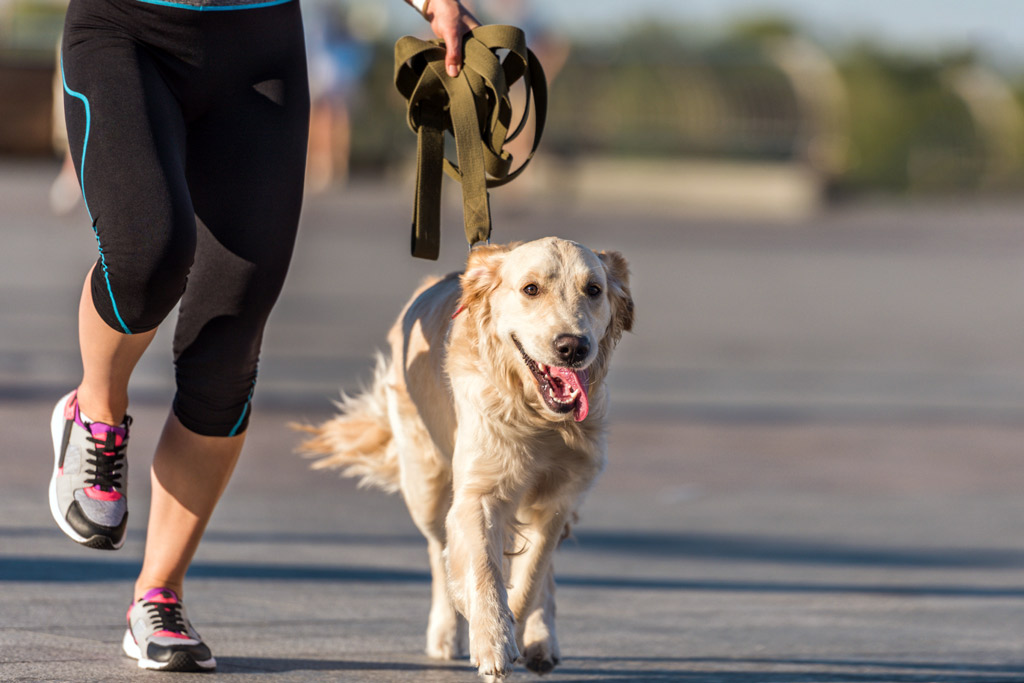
4,159,1024,682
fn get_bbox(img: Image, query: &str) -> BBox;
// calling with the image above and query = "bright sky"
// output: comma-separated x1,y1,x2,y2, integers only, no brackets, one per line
537,0,1024,66
368,0,1023,69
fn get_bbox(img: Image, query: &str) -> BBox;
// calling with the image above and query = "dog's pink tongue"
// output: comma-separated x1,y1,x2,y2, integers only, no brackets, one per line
550,367,590,422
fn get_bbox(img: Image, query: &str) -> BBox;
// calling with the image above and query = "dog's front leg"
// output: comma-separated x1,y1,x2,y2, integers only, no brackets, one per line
520,564,560,674
445,488,520,680
506,508,568,669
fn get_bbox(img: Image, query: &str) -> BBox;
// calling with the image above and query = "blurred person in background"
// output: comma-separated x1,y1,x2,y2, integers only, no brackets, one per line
47,0,477,672
304,2,372,192
48,35,80,215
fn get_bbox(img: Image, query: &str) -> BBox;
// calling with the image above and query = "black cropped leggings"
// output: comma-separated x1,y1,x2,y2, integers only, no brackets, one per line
61,0,309,436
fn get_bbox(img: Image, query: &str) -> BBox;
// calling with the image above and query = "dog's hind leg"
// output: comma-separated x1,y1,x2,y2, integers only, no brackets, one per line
400,456,466,659
414,495,467,660
390,393,466,659
423,535,467,659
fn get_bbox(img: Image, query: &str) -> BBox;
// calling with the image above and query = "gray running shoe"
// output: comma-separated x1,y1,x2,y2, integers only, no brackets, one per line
48,390,129,550
123,588,216,672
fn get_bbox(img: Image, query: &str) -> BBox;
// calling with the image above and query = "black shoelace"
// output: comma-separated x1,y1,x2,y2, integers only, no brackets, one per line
84,419,130,491
144,599,188,635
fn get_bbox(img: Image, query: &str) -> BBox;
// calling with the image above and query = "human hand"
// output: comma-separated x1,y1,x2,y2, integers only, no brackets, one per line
412,0,481,77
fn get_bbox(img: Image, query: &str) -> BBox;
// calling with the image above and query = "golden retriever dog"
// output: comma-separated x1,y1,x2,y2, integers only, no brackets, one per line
296,237,633,680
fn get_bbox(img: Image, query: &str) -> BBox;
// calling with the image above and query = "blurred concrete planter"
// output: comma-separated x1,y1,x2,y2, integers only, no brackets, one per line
535,157,823,221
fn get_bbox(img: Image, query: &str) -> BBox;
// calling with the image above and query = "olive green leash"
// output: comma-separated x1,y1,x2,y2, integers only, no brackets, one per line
394,25,547,260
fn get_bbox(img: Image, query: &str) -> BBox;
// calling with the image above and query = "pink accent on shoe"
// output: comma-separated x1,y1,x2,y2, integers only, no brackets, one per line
89,422,127,445
64,391,78,421
84,485,122,501
142,587,180,604
154,630,191,640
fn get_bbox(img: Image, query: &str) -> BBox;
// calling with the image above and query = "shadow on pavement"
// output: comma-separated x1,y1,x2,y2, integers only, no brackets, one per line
0,526,427,546
206,527,1024,570
566,530,1024,569
215,657,465,675
552,656,1024,682
8,524,1024,569
4,555,1024,599
0,556,430,583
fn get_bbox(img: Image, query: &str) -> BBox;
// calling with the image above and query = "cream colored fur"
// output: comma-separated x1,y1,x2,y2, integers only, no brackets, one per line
297,238,633,680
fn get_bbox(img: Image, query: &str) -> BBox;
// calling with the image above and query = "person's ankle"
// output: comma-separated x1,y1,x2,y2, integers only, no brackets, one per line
134,583,184,603
75,386,128,426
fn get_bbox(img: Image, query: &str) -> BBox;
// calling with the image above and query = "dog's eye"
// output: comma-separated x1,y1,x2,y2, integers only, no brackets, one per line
586,284,602,298
522,283,540,297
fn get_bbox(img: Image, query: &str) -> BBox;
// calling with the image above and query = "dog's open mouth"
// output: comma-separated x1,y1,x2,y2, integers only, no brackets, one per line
512,335,590,422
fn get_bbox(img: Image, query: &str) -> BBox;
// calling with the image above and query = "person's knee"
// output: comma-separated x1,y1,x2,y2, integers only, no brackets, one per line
168,247,292,436
173,372,257,438
91,221,195,334
173,320,261,437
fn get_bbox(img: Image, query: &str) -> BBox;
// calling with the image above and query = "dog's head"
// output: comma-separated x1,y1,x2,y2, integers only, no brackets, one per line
457,237,633,423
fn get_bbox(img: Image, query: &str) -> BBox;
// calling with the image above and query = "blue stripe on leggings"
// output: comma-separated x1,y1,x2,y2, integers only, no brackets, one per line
229,376,258,436
60,53,133,335
134,0,293,10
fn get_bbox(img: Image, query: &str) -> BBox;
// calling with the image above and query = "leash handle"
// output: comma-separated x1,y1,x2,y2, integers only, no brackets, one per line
395,25,547,260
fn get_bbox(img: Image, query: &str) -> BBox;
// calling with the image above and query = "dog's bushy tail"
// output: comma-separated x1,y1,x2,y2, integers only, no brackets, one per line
293,353,401,494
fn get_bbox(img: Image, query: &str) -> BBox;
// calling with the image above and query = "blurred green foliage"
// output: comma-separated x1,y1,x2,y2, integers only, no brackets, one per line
544,24,799,161
840,47,985,192
0,0,64,61
350,17,1024,194
512,20,1020,194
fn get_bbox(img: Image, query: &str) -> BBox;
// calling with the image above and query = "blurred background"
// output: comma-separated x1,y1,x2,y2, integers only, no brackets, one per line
3,0,1024,207
6,0,1023,411
5,2,1024,678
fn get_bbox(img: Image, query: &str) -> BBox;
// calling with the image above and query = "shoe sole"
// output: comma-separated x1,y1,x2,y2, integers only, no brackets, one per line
48,391,125,550
122,629,217,672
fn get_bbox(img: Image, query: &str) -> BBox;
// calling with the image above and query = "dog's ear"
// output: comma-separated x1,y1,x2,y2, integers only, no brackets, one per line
459,243,512,311
598,250,634,333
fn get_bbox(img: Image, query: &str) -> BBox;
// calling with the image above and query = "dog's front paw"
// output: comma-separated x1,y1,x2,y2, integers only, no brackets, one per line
470,615,520,680
473,645,519,681
520,635,560,675
520,603,561,674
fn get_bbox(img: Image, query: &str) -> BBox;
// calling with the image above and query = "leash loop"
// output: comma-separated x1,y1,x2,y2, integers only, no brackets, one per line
395,25,547,260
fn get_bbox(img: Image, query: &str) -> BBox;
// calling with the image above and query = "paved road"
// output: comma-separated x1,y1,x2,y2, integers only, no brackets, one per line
4,160,1024,681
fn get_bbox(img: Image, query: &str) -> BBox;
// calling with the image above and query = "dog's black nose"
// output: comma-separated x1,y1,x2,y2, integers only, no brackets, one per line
554,335,590,365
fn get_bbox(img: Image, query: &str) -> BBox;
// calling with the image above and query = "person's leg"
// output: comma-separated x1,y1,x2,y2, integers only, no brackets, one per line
62,0,196,428
76,265,158,426
52,0,196,550
133,414,244,600
131,0,309,596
